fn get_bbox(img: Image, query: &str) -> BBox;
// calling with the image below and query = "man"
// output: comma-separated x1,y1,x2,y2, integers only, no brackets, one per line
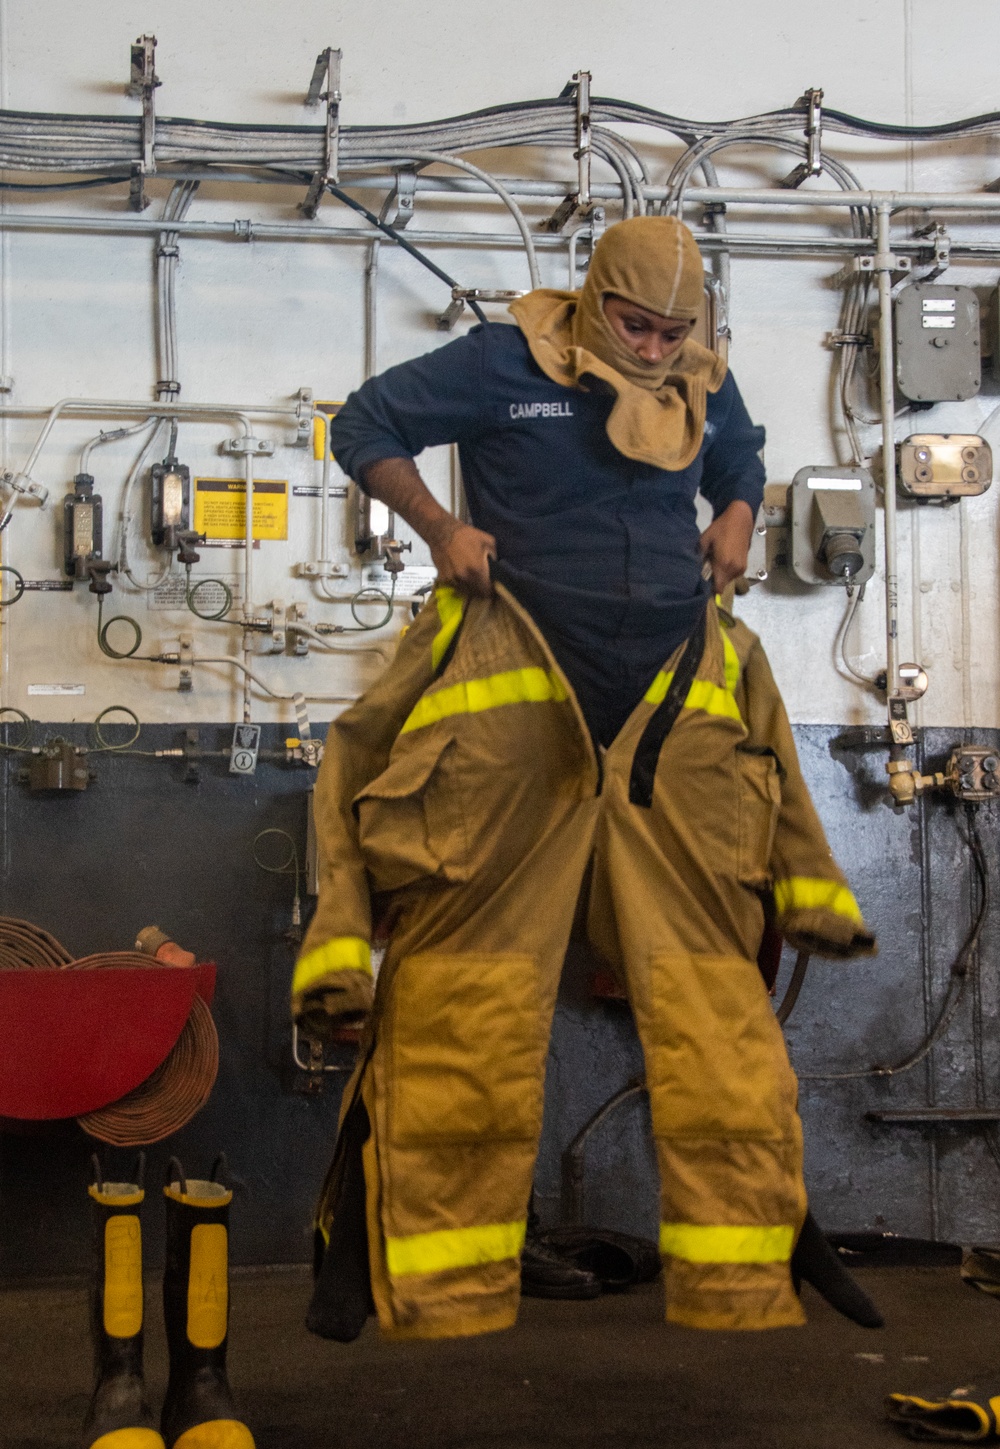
292,217,875,1341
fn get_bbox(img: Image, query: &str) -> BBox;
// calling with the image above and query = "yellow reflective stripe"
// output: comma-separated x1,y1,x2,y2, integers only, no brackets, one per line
659,1223,796,1264
292,937,372,997
721,626,741,695
643,670,742,722
431,586,465,671
386,1220,526,1277
400,667,568,735
773,877,864,923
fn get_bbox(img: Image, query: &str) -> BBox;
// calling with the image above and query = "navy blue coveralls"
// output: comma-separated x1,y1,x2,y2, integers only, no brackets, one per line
329,321,765,745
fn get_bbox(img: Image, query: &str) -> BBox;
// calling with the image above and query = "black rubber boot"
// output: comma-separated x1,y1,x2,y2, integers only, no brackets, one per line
521,1199,601,1300
160,1160,255,1449
792,1209,884,1328
83,1159,165,1449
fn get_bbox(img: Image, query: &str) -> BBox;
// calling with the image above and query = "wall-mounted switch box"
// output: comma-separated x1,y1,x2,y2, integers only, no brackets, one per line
789,466,876,587
895,283,981,402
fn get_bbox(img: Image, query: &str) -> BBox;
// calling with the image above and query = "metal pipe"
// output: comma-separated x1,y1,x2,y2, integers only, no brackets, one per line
3,397,296,486
286,620,392,663
68,165,1000,211
193,654,358,703
875,203,900,703
242,444,255,725
2,209,1000,262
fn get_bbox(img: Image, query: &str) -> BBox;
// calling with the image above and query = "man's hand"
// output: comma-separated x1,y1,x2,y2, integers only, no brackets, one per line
361,456,495,597
700,500,755,594
425,515,496,597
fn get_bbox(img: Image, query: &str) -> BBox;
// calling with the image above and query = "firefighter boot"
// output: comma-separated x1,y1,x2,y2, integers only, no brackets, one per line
83,1159,165,1449
160,1160,255,1449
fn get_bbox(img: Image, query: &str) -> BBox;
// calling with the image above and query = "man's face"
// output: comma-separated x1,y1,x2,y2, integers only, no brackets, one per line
602,294,695,365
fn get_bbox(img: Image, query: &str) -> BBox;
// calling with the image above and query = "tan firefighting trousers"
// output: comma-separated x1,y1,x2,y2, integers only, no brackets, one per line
292,583,875,1340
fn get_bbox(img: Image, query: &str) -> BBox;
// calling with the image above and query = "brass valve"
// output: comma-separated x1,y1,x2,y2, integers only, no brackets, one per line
886,757,946,806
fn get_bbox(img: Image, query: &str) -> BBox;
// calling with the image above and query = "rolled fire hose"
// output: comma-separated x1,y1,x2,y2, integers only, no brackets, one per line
0,917,218,1145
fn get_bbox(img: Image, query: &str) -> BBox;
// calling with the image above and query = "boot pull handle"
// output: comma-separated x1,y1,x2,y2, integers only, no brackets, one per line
210,1152,229,1187
89,1153,104,1192
165,1156,188,1195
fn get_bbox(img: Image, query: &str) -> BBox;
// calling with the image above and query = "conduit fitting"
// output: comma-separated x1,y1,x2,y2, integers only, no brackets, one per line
886,758,946,806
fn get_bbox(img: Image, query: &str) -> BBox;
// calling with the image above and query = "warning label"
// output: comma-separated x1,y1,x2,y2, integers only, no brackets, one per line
193,477,288,544
147,576,242,612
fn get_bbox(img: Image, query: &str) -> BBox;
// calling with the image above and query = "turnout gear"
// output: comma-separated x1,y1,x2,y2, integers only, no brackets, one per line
294,584,874,1340
83,1165,165,1449
509,216,726,470
161,1163,254,1449
887,1387,1000,1441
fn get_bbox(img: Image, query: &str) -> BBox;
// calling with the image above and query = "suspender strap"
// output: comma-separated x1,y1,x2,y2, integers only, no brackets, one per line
628,608,708,809
433,610,466,679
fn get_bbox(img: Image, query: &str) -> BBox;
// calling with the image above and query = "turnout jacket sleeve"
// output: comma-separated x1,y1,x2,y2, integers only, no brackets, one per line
290,600,445,1035
734,623,876,960
699,373,766,519
328,328,488,484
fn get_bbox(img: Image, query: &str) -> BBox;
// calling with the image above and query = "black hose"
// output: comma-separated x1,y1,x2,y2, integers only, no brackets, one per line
0,174,131,192
325,181,489,323
776,951,811,1026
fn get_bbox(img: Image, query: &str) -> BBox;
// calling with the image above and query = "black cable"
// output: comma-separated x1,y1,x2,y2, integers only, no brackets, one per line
0,174,131,192
821,104,1000,140
325,181,489,324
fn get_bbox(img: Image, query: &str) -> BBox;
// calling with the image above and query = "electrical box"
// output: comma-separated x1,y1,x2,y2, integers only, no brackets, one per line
789,466,876,587
894,283,981,403
63,474,103,580
150,459,191,548
898,434,992,501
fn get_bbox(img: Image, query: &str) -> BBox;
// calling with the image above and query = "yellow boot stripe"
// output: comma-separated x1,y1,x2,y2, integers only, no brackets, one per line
643,670,742,723
292,937,372,997
187,1223,228,1349
431,586,465,671
400,668,568,735
386,1220,526,1277
172,1424,256,1449
660,1223,796,1264
102,1214,143,1338
773,877,864,923
90,1431,166,1449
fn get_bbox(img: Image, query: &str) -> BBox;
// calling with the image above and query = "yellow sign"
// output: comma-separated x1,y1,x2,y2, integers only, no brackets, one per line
312,401,343,461
193,477,288,542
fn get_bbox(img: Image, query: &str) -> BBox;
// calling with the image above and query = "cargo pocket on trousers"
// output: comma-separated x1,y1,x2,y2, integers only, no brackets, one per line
388,952,545,1147
354,735,469,892
736,748,782,890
